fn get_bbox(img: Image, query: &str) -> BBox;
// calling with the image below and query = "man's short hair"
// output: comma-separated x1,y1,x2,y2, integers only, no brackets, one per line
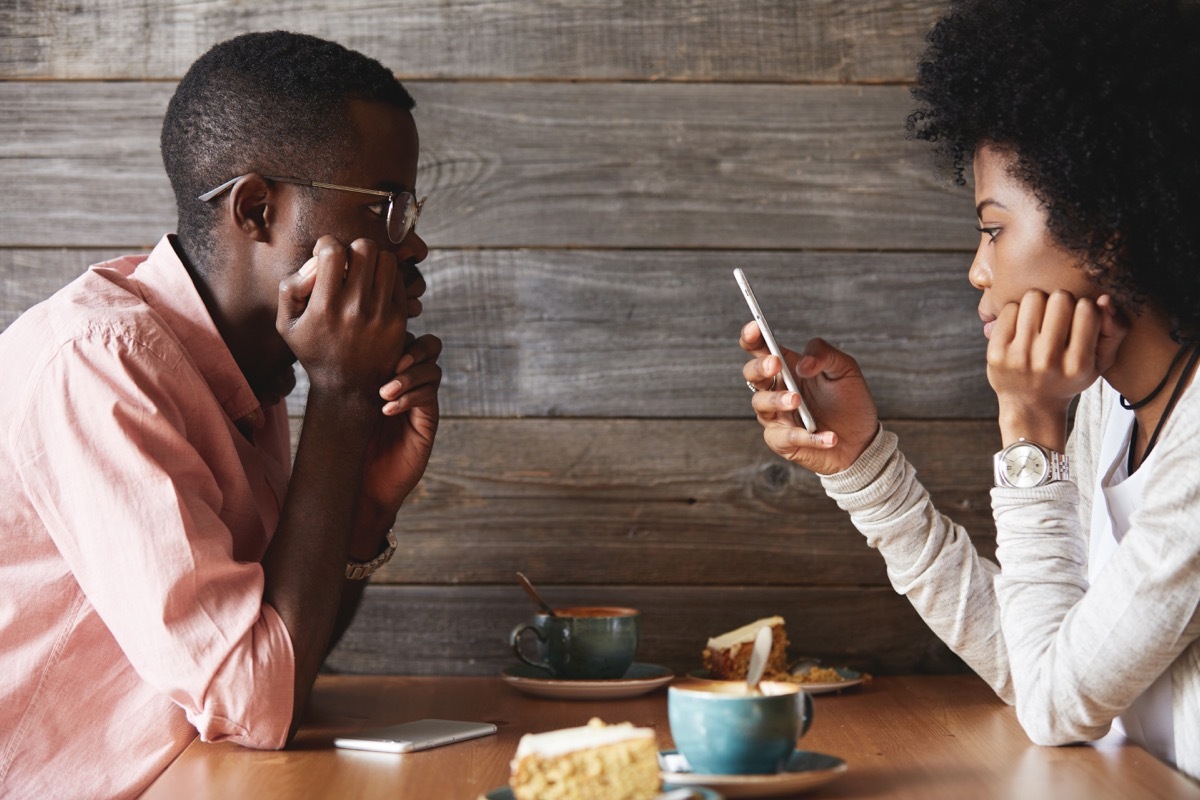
161,31,415,271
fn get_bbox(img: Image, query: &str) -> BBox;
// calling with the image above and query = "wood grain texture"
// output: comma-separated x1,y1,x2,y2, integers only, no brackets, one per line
142,675,1200,800
323,584,969,676
0,0,1010,683
0,81,977,249
0,247,997,418
366,417,999,586
1,0,943,82
416,249,991,419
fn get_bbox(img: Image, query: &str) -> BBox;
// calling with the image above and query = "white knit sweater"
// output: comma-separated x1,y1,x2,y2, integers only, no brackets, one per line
820,379,1200,780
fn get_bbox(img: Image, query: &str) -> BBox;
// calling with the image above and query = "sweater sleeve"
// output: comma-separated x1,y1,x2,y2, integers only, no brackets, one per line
821,426,1013,702
993,384,1200,746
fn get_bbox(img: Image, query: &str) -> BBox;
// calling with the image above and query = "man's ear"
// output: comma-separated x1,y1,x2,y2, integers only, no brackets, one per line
228,173,272,243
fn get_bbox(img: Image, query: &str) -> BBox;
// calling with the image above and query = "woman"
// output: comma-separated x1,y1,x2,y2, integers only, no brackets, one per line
740,0,1200,778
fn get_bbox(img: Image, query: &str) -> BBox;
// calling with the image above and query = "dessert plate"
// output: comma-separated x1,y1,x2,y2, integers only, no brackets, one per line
659,749,847,798
685,667,866,695
500,662,674,700
481,785,723,800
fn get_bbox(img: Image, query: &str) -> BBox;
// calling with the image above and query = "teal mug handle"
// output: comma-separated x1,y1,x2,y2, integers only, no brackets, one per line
510,623,552,672
798,690,815,738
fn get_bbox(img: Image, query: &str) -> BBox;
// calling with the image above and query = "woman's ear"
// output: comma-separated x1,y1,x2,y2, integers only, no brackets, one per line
228,173,272,242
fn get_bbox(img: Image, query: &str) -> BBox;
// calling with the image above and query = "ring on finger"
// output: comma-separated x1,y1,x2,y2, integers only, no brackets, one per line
745,374,779,392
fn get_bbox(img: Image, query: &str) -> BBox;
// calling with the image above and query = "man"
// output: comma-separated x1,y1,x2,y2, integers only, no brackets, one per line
0,32,441,798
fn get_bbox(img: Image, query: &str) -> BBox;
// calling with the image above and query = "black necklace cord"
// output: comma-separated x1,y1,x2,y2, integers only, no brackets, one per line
1128,344,1200,474
1120,342,1193,410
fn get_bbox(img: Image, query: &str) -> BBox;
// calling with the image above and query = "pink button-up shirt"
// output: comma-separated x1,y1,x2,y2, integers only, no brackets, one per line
0,237,296,799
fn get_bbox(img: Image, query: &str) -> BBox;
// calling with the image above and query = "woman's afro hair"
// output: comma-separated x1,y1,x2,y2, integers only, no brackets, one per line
906,0,1200,340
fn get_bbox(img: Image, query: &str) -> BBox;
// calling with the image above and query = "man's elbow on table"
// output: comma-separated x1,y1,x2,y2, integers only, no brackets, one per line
184,665,295,750
176,605,298,751
190,708,293,751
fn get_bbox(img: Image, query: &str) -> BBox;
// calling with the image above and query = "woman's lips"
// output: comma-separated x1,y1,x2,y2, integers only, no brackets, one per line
979,312,996,340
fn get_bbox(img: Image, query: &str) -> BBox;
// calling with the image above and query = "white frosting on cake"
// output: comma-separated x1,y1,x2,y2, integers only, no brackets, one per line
705,616,785,649
515,720,654,759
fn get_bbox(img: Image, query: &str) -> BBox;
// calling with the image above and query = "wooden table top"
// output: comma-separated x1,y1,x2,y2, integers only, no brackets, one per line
140,673,1200,799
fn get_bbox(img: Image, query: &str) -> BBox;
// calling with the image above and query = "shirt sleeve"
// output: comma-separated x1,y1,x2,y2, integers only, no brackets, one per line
13,331,294,749
992,393,1200,746
820,425,1014,702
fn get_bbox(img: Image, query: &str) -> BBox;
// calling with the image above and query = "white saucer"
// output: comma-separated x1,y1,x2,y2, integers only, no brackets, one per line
500,662,674,700
686,667,866,695
659,749,847,798
480,783,722,800
788,665,869,694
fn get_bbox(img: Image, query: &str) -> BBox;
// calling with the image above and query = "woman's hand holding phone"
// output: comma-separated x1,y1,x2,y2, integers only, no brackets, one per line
740,326,879,475
735,268,879,475
734,269,818,432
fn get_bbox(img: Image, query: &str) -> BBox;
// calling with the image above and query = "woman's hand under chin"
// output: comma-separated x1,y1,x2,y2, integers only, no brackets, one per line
987,290,1129,448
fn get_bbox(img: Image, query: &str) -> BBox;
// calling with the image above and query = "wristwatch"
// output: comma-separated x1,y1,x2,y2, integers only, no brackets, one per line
345,531,397,580
993,439,1071,488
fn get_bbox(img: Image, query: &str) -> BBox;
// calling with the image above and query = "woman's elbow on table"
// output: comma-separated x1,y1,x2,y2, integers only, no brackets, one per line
1015,699,1112,747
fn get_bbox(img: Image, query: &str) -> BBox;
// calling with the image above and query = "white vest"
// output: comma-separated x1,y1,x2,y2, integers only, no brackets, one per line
1089,404,1176,765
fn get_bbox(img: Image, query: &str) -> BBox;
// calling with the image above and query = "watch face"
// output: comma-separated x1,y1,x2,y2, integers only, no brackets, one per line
1001,443,1049,488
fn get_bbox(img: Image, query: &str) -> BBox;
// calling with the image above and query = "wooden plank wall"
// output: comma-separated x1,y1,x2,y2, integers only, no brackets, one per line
0,1,999,678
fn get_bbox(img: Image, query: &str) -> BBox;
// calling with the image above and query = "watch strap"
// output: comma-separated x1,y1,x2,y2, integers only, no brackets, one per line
1045,449,1071,482
345,531,397,580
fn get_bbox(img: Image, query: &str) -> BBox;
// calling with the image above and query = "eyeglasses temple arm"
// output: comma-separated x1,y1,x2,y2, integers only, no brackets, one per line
196,176,242,202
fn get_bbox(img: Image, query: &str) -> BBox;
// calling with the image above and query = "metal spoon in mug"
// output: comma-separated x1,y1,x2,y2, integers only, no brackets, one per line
745,625,773,695
515,572,557,617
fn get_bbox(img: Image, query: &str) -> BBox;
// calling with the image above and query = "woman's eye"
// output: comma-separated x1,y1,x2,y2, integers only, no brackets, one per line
366,202,388,219
974,225,1000,242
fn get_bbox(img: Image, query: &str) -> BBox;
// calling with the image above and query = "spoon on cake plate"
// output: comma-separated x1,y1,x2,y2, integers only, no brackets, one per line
744,624,773,696
515,572,557,617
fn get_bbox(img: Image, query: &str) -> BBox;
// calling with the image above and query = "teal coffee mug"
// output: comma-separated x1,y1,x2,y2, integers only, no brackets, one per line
509,606,639,679
668,681,814,775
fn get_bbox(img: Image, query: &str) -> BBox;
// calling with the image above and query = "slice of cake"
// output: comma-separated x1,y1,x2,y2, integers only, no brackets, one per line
701,615,789,680
508,718,661,800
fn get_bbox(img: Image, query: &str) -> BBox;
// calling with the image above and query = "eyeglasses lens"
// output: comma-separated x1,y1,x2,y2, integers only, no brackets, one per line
387,194,420,244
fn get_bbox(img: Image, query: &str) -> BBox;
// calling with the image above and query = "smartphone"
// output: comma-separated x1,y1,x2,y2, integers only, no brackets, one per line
733,268,817,433
333,719,498,754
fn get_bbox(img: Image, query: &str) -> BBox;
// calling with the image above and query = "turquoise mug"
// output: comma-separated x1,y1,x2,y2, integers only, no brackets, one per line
668,681,814,775
509,606,639,679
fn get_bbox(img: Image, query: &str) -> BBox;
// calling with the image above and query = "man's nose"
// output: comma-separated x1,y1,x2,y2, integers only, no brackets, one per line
392,230,428,265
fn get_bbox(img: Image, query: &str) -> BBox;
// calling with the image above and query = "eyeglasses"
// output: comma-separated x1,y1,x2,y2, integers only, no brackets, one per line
198,174,426,244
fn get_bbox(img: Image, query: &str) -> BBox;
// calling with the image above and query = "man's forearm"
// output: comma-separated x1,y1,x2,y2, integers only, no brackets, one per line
328,579,367,657
262,388,378,738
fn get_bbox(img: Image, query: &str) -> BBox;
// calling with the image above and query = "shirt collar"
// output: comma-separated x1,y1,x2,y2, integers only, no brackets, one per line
128,236,270,428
